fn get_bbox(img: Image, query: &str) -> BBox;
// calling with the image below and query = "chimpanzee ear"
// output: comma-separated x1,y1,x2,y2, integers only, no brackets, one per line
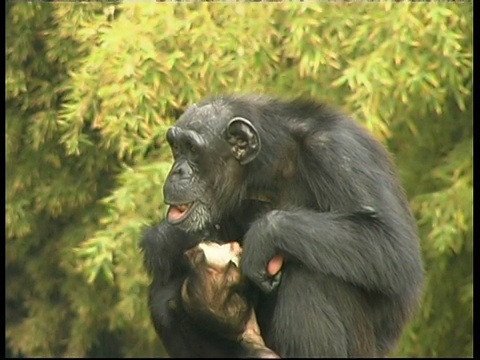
184,247,206,267
225,117,261,165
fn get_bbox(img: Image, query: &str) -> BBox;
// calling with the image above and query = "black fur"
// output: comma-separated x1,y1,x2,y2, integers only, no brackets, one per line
140,95,424,358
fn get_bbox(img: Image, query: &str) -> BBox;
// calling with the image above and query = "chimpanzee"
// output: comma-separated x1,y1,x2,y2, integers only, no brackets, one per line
180,241,279,358
140,94,424,358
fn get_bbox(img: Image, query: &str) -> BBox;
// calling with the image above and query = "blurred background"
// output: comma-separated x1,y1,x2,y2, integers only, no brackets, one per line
5,1,472,358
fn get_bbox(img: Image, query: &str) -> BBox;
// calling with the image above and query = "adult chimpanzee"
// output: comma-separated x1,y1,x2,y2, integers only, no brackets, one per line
180,241,279,358
140,94,424,358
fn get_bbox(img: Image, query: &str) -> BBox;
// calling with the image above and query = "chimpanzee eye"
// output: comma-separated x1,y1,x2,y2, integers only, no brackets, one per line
185,138,200,156
188,141,197,153
169,142,179,159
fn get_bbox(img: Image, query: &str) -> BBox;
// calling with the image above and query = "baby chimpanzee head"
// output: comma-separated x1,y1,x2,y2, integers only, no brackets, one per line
181,241,250,340
181,241,279,358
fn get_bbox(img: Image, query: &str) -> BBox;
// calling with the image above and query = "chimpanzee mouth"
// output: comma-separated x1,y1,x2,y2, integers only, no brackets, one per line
229,256,240,268
166,202,197,224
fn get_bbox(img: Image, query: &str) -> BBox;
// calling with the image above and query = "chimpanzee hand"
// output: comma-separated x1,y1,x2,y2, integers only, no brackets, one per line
240,212,284,293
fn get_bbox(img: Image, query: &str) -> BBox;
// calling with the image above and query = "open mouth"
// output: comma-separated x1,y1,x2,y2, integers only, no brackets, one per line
167,202,196,224
229,255,240,268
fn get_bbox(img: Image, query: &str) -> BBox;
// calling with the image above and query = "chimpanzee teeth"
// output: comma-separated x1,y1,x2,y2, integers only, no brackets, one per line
177,204,190,212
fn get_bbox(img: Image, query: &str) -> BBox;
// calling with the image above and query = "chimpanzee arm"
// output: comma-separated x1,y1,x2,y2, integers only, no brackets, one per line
140,220,199,285
140,221,202,356
141,221,247,357
241,121,423,297
241,208,423,296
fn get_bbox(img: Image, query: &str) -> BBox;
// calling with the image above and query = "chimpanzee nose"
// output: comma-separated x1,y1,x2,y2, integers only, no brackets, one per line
171,161,192,179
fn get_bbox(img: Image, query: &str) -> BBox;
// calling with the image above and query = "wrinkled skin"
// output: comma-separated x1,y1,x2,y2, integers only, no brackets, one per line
181,241,279,358
141,94,424,358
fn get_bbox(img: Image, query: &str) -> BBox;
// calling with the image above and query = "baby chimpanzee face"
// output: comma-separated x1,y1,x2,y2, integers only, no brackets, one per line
181,241,250,340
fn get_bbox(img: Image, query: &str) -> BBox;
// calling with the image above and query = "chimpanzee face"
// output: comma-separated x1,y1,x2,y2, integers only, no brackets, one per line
182,241,250,339
183,242,244,297
185,241,243,274
163,102,261,233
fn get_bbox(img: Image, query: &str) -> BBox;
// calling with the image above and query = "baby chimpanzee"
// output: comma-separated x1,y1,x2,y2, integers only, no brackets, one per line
181,241,279,358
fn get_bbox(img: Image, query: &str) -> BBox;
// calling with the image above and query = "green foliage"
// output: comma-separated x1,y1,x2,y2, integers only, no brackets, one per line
6,2,472,357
